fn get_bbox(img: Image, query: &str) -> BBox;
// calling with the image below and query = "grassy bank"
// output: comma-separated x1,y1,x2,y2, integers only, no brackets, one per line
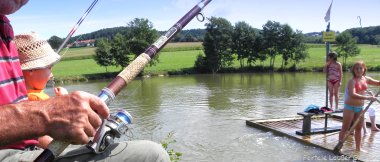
53,42,380,81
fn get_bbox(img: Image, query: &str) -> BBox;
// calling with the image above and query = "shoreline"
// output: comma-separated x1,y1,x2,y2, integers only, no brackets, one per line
53,66,328,83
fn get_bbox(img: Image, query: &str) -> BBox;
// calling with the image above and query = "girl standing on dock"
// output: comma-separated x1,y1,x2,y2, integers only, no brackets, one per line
324,52,343,111
339,61,380,152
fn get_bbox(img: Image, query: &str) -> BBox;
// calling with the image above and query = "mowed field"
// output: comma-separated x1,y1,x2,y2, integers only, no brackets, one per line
53,42,380,78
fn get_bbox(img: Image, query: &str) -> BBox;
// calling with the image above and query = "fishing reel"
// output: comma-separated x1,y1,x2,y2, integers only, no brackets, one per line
86,109,133,153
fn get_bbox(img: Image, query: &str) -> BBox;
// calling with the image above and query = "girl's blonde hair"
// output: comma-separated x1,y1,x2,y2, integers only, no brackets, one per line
351,61,366,77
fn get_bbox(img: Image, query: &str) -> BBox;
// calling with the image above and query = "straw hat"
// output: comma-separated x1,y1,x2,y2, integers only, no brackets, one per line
14,32,61,70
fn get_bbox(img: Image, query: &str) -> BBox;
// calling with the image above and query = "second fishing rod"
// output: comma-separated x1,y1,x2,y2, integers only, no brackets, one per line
34,0,212,161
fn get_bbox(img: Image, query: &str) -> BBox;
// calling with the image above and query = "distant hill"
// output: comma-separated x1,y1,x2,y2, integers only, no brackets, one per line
70,27,205,43
70,26,128,43
303,32,323,44
303,26,380,45
347,26,380,45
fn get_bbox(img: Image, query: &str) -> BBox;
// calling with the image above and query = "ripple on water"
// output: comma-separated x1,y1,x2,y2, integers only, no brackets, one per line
58,73,365,162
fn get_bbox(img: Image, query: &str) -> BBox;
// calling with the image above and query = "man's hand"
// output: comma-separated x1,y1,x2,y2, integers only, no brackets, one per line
43,91,109,144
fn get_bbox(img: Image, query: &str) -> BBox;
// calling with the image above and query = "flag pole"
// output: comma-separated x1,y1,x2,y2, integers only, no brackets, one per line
325,22,330,109
324,0,333,109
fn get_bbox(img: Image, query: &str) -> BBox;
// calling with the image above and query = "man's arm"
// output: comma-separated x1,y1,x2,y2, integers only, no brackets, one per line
0,100,46,146
0,91,109,146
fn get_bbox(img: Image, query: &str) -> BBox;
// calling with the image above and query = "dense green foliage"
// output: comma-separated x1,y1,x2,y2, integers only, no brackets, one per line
47,35,64,50
94,18,158,69
125,18,159,65
110,33,130,68
202,17,234,73
232,21,260,68
347,26,380,45
335,31,361,68
94,38,113,71
197,19,309,73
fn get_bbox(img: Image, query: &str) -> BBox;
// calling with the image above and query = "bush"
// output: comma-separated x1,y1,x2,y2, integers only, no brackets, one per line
194,53,209,73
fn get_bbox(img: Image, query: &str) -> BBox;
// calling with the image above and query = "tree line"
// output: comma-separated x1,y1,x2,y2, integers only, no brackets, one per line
347,26,380,45
48,16,362,73
195,17,309,73
195,17,360,73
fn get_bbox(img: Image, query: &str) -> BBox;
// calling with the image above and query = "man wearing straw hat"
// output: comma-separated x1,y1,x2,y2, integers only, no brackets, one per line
0,1,169,161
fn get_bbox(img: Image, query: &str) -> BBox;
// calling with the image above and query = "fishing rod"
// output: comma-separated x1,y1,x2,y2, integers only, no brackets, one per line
333,89,380,153
34,0,212,161
56,0,99,54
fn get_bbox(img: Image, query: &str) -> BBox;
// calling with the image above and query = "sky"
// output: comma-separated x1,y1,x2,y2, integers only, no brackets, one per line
7,0,380,39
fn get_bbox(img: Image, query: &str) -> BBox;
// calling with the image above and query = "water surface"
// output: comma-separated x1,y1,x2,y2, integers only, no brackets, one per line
48,72,380,162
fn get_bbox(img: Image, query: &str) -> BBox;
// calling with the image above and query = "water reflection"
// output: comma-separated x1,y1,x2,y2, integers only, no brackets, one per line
46,72,380,162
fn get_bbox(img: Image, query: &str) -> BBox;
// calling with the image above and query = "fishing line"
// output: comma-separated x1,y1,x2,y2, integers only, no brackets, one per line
49,0,101,91
56,0,100,55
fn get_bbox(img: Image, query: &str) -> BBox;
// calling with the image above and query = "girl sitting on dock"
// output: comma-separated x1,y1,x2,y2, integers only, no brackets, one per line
338,61,380,152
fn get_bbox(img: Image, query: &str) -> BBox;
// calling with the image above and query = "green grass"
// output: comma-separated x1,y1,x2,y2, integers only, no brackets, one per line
53,49,202,78
53,59,118,77
163,42,202,48
60,47,96,58
59,42,202,59
144,50,202,74
52,43,380,80
302,45,380,70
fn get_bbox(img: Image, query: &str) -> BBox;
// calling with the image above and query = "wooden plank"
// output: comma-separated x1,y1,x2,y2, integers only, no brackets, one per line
246,117,380,161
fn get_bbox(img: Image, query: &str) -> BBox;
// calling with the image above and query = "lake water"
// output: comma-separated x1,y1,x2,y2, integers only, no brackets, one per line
47,72,380,162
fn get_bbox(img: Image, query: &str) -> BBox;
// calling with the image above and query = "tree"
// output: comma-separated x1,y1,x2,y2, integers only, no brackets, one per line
336,31,360,68
252,33,266,66
202,17,234,73
262,21,282,69
291,31,309,68
48,36,64,50
279,28,309,69
232,21,258,68
125,18,159,66
94,38,113,71
278,24,295,68
111,33,130,68
126,18,158,56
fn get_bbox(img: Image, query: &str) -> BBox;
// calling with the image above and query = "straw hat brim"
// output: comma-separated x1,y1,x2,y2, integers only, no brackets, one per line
20,51,61,70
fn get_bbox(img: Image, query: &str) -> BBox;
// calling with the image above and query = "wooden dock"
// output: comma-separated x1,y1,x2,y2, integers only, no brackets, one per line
246,114,380,161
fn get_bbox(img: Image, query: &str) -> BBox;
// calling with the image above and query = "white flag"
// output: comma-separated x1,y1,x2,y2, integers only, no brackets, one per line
324,0,333,22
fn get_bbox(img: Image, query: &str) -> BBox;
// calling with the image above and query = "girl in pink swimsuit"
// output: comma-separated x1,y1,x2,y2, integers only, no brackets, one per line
323,52,343,111
338,61,380,152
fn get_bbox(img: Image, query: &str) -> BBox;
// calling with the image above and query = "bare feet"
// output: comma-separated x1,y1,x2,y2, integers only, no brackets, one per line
355,148,367,153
